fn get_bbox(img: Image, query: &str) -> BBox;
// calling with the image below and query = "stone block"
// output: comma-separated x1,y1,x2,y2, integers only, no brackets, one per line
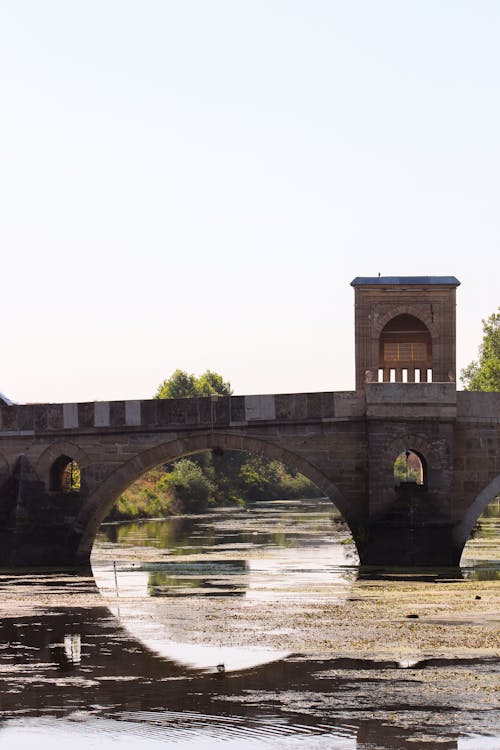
34,406,48,432
125,401,141,427
184,398,199,425
46,404,63,430
19,405,34,431
457,391,500,419
334,392,364,418
230,396,245,424
1,406,19,431
157,399,173,426
78,403,95,429
199,398,212,425
141,400,158,427
275,394,307,421
321,392,335,419
245,395,276,421
109,401,126,427
171,399,187,425
306,393,322,419
63,404,79,429
215,397,230,426
94,402,110,428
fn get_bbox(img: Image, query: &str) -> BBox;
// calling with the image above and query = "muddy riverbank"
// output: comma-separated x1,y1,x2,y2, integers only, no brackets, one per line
0,500,497,747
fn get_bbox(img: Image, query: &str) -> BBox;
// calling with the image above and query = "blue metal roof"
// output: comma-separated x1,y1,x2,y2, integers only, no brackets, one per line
351,276,460,286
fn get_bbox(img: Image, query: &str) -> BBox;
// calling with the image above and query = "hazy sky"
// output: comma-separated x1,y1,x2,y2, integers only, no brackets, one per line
1,1,498,403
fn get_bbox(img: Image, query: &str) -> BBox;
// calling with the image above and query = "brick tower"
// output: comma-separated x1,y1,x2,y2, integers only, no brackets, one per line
351,276,460,390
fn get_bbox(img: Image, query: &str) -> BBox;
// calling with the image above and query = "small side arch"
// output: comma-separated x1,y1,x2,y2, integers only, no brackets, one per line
393,448,426,487
73,431,354,563
383,433,443,483
49,455,81,492
36,441,90,492
453,474,500,549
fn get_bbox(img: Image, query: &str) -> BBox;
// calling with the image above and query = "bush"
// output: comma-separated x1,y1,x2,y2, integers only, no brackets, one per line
157,458,214,513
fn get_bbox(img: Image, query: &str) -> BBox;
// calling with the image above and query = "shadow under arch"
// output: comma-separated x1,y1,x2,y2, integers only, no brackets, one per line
74,431,354,564
0,449,9,486
454,473,500,552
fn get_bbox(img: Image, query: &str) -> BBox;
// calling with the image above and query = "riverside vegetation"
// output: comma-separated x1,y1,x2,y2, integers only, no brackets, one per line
106,370,319,522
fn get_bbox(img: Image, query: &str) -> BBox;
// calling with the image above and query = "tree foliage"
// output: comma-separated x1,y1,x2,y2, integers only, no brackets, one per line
157,459,214,513
155,369,232,399
461,309,500,392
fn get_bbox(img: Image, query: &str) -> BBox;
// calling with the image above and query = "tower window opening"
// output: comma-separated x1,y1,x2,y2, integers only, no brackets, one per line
394,450,425,487
379,314,432,383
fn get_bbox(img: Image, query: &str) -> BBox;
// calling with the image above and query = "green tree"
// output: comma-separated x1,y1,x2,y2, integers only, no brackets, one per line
155,369,198,399
155,369,232,399
461,308,500,391
196,370,232,396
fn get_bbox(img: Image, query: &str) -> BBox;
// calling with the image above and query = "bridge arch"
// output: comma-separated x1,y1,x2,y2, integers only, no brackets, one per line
454,474,500,551
73,431,354,564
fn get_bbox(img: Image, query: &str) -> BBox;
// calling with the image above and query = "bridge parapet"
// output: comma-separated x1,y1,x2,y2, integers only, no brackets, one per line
0,391,365,436
365,382,457,419
456,391,500,421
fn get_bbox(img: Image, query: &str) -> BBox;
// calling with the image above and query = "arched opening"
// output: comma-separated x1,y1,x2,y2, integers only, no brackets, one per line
50,455,81,493
74,432,356,565
461,493,500,578
379,314,432,383
393,449,426,487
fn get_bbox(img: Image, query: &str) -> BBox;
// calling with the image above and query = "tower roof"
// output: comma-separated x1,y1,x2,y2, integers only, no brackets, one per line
351,276,460,287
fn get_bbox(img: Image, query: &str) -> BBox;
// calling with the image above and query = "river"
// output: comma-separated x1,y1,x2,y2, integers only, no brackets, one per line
0,500,498,748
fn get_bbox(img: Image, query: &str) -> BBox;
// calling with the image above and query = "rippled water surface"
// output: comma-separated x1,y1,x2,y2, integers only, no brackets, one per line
0,500,498,748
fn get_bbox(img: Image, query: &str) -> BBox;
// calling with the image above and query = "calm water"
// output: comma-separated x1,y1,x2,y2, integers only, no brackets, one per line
0,500,498,749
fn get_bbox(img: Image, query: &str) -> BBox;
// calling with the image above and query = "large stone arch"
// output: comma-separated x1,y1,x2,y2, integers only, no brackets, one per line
73,431,353,563
453,473,500,550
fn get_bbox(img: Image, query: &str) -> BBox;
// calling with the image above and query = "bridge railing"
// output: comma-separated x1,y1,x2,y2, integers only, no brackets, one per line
0,391,365,435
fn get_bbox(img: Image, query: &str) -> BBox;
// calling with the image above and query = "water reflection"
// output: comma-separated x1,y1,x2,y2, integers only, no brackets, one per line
0,500,497,748
0,580,497,749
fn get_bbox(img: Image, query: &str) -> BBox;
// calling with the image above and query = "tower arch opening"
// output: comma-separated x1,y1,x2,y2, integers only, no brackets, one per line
393,449,426,488
379,314,432,383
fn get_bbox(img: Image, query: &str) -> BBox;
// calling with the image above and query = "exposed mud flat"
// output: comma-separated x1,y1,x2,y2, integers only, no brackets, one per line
0,501,497,747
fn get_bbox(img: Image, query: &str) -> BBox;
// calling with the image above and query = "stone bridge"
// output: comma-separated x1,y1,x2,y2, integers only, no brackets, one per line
0,383,499,567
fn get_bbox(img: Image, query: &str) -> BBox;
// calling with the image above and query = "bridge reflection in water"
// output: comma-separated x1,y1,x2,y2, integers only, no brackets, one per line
0,571,497,749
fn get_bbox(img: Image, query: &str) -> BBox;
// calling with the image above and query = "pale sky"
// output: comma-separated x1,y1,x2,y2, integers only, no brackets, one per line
1,1,499,403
